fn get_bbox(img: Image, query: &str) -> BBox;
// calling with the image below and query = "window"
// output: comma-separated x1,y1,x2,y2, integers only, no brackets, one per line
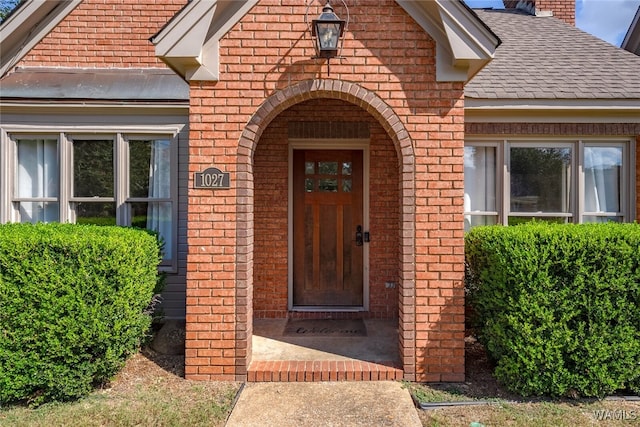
16,138,60,223
583,145,623,223
464,139,634,228
8,133,177,268
72,138,116,225
508,144,572,225
127,138,173,258
464,145,497,231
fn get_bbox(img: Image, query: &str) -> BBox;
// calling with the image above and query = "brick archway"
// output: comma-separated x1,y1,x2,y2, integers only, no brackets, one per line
235,79,418,380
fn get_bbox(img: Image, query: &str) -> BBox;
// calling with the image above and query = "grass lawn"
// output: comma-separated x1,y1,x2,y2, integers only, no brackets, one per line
409,337,640,427
1,340,638,426
409,383,639,427
0,350,240,427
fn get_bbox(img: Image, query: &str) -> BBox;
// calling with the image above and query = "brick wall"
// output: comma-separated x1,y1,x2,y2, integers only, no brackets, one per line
466,123,640,135
368,114,401,319
253,98,400,319
19,0,185,68
503,0,575,26
536,0,575,25
187,0,466,382
252,108,289,319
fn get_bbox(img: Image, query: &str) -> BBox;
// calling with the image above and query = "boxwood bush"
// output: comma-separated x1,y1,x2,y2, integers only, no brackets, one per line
0,223,162,405
466,222,640,397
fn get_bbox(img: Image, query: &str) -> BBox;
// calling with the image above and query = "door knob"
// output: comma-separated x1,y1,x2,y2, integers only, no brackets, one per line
355,225,363,246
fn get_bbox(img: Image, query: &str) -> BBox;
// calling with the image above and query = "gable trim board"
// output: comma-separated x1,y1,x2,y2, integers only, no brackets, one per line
622,6,640,55
395,0,500,81
0,0,82,77
151,0,499,82
151,0,260,81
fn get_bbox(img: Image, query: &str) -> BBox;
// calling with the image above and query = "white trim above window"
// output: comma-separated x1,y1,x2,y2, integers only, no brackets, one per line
464,138,636,228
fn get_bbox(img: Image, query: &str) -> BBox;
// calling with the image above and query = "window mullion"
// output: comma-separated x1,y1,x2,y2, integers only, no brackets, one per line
630,139,637,222
68,135,77,223
577,140,584,223
116,134,128,225
0,131,8,223
623,141,631,221
59,132,70,223
501,140,509,225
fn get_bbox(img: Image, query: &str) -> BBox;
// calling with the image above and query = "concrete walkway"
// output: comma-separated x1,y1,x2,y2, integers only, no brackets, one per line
226,381,421,427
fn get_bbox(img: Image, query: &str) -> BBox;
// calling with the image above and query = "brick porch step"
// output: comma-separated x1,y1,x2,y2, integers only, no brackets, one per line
247,360,403,382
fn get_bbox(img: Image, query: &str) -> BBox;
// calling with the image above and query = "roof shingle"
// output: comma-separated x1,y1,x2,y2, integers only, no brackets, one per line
466,9,640,100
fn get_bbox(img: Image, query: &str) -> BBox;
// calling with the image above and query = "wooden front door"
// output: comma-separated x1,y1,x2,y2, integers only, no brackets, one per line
293,150,364,307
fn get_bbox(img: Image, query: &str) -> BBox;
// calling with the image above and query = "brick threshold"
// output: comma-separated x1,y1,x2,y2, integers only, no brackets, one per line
247,360,403,382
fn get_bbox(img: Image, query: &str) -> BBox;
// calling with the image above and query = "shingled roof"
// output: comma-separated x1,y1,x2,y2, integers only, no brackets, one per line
466,9,640,101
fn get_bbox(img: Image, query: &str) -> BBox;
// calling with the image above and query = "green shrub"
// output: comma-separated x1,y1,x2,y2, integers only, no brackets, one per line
0,223,162,405
466,222,640,397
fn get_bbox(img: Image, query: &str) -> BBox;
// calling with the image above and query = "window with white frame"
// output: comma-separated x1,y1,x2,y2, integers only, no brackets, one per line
464,139,634,230
9,133,176,268
464,144,498,229
16,137,60,223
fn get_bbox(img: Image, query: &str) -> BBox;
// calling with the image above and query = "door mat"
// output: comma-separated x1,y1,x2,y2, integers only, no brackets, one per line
283,319,367,337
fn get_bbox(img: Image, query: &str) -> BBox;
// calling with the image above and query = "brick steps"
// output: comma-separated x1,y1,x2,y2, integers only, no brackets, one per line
247,360,403,382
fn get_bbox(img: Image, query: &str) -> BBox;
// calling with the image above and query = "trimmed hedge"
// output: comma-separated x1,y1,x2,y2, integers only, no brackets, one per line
0,223,162,405
466,222,640,397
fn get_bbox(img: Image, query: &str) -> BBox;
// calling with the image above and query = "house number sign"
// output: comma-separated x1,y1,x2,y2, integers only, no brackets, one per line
194,167,231,189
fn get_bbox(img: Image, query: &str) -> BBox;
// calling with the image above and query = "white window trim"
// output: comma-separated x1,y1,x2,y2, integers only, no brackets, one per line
463,141,501,226
2,128,179,272
123,134,179,269
9,133,62,209
580,140,630,221
465,137,636,226
0,130,7,223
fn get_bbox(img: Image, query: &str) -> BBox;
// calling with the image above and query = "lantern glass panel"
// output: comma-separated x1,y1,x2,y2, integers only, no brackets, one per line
316,22,341,51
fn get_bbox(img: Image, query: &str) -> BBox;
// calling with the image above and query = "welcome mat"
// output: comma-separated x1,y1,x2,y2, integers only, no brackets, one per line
283,319,367,337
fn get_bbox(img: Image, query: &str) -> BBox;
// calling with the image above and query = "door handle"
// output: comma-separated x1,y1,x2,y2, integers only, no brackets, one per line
355,225,363,246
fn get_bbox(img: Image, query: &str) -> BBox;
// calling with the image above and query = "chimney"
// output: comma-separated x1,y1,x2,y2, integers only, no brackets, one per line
503,0,575,26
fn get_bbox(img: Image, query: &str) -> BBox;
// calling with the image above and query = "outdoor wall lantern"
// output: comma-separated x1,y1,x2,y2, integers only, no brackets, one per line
308,1,348,75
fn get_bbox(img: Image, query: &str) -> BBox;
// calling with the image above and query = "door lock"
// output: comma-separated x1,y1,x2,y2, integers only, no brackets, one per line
356,226,370,246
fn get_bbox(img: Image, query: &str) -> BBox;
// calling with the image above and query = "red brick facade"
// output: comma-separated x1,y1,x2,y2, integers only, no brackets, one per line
10,0,636,385
185,0,466,382
20,0,184,68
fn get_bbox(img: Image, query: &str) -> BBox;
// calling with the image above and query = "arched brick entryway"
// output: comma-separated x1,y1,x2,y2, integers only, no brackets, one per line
233,79,417,380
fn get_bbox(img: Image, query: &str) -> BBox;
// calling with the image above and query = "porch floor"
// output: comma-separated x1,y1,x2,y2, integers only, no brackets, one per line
248,319,403,382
